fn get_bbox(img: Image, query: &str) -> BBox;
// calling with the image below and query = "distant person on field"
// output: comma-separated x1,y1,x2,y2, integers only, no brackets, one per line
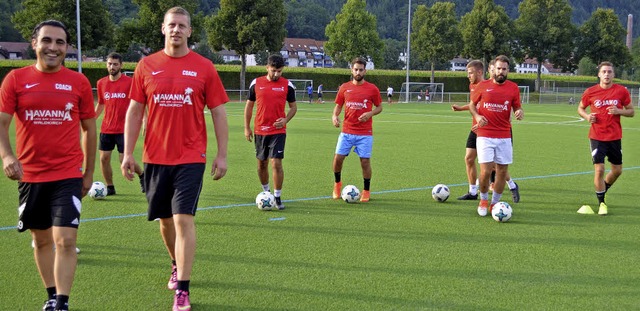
452,60,519,202
386,85,393,103
306,84,313,103
317,83,324,103
95,52,144,195
425,88,430,103
121,7,229,311
332,57,383,203
469,55,524,217
244,54,298,210
577,61,634,215
0,20,96,311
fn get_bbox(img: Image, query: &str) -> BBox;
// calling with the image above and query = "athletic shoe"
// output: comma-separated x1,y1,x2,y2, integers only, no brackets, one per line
173,290,191,311
139,174,145,193
168,265,178,290
477,200,489,217
457,193,478,200
42,299,56,311
332,182,342,199
510,182,520,203
107,185,116,196
598,202,608,216
275,197,285,210
360,190,370,202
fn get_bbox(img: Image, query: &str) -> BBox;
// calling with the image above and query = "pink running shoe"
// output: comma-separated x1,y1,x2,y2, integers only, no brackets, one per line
173,290,191,311
168,265,178,290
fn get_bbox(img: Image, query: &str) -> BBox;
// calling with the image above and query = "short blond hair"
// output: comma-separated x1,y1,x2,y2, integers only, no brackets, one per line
165,6,191,26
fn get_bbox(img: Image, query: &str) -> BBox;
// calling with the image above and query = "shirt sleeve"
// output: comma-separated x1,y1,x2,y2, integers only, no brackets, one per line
287,81,296,103
79,75,97,120
0,71,17,115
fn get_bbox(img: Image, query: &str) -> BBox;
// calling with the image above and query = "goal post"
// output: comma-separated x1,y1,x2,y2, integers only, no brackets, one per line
288,79,313,102
399,82,444,103
518,86,530,105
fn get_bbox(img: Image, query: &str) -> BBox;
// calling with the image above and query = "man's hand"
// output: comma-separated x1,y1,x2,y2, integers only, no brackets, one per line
2,155,23,180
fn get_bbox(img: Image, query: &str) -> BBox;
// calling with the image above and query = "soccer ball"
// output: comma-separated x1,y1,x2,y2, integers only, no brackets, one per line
491,201,513,222
341,185,361,203
431,184,450,202
88,181,107,200
255,191,276,211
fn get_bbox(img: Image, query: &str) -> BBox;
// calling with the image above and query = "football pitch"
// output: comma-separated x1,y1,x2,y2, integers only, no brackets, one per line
1,102,639,310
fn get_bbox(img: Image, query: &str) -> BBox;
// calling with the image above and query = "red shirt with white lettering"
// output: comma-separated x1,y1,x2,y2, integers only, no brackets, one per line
335,81,382,135
247,76,296,135
469,80,491,129
0,65,95,182
471,79,521,138
580,83,631,141
97,75,131,134
129,50,229,165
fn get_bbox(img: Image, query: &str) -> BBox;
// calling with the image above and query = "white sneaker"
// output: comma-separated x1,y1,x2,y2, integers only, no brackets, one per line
477,200,489,217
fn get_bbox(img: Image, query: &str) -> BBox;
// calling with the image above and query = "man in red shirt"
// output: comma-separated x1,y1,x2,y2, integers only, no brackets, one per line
332,57,383,202
244,54,297,210
95,52,143,195
121,7,229,311
577,61,635,215
0,20,96,311
469,55,523,217
452,60,520,202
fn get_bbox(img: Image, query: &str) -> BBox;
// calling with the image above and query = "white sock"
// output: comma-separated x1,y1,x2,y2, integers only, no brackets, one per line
274,189,282,198
507,179,516,190
491,192,502,205
480,192,489,201
469,184,478,195
262,184,270,192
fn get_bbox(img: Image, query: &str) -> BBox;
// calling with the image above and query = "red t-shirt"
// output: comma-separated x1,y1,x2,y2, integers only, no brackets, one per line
470,80,521,138
580,84,631,141
335,81,382,135
97,75,132,134
129,50,229,165
0,65,95,182
468,80,491,129
247,76,296,135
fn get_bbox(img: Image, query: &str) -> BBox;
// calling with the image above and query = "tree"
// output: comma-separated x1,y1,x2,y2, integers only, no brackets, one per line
114,0,200,56
459,0,513,70
12,0,114,50
412,2,461,83
324,0,383,67
0,0,23,41
285,0,331,40
577,8,631,68
207,0,287,95
514,0,576,91
380,38,405,70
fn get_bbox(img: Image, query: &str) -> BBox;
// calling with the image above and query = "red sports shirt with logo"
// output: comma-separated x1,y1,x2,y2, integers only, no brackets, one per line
468,80,492,129
580,84,631,141
335,81,382,135
471,79,521,138
0,65,95,182
247,76,296,135
129,50,229,165
97,75,132,134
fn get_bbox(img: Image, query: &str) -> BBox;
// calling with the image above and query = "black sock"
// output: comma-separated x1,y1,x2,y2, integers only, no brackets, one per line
605,182,612,192
364,178,371,191
596,191,606,204
46,287,56,300
172,260,177,267
177,280,190,292
334,172,341,183
55,295,69,311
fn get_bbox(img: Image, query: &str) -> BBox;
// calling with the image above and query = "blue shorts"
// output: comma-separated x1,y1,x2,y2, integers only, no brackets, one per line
335,133,373,158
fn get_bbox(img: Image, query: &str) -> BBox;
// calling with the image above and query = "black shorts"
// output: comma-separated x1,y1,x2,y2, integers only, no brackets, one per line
99,133,124,153
318,93,323,98
144,163,205,220
255,134,286,160
466,131,477,149
17,178,83,232
590,139,622,165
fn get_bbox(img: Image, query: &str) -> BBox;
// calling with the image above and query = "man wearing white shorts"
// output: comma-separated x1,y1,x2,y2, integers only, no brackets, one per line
469,55,523,217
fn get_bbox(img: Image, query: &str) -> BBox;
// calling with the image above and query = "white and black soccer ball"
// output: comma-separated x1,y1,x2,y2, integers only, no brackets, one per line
431,184,450,202
255,191,276,211
341,185,361,203
491,201,513,222
88,181,107,200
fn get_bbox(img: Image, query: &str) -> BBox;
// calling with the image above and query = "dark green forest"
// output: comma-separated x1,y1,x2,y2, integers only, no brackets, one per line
1,0,637,42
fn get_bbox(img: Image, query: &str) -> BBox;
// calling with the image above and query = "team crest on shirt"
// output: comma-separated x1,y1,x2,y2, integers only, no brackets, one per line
24,102,74,125
153,87,194,107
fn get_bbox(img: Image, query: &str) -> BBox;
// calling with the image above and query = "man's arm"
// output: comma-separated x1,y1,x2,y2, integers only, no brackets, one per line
210,104,228,180
274,101,297,129
121,100,144,180
358,104,382,122
244,100,255,142
332,104,343,128
80,117,97,196
608,103,635,117
468,101,487,127
577,101,596,123
451,103,470,111
0,112,22,180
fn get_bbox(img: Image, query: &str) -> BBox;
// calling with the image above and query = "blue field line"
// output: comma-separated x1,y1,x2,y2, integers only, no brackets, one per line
1,166,639,231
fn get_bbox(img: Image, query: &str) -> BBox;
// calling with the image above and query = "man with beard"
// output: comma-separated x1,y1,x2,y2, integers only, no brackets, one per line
577,61,634,215
96,52,143,195
331,57,383,202
469,55,523,217
244,54,298,210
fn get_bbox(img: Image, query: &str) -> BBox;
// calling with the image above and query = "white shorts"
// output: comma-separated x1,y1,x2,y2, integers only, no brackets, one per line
476,137,512,165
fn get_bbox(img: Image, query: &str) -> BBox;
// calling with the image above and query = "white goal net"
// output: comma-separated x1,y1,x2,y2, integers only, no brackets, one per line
399,82,444,103
519,86,529,105
289,79,313,102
